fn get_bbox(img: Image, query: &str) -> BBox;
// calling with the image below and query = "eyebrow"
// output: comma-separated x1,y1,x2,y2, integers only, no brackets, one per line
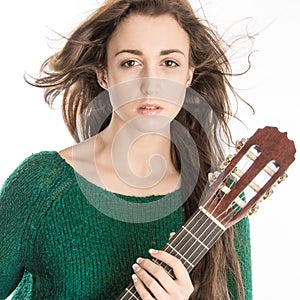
114,49,186,57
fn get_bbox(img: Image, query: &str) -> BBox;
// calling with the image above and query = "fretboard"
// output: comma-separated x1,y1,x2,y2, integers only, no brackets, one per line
117,206,226,300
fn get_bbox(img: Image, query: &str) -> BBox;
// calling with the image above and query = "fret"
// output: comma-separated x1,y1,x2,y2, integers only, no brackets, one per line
165,242,195,268
125,287,139,299
188,225,224,268
192,218,225,249
163,210,225,272
166,209,225,254
161,211,208,258
117,284,140,300
198,206,226,231
181,225,209,250
152,258,175,279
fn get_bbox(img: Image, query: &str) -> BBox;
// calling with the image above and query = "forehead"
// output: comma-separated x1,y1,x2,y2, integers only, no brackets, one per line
107,14,190,54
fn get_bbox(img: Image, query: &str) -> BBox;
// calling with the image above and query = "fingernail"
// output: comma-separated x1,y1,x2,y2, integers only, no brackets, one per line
132,274,138,283
149,248,158,254
132,263,141,272
169,232,176,240
136,257,143,264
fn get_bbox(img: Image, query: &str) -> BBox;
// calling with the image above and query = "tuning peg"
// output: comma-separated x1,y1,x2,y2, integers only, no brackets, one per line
262,188,273,200
220,155,234,170
248,204,259,215
277,172,288,184
208,171,220,185
235,138,247,151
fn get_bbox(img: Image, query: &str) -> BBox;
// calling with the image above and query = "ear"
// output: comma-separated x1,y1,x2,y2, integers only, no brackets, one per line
186,67,195,87
96,70,108,90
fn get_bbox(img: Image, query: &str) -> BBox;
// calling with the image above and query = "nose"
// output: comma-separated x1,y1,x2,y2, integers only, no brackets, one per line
139,63,162,97
140,77,161,97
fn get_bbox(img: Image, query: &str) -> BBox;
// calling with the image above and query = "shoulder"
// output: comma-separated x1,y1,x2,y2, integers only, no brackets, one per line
22,150,61,165
0,150,79,220
1,150,70,193
7,151,64,177
0,150,74,225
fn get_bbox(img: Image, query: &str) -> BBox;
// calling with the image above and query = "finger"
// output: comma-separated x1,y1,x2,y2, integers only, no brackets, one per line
168,232,176,241
148,249,191,283
132,263,167,299
132,273,155,300
136,257,176,292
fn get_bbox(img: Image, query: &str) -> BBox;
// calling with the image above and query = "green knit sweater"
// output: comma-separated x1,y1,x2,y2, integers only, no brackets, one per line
0,151,252,299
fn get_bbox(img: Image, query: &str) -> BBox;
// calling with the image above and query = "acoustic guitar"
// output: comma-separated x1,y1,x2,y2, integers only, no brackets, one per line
117,126,296,300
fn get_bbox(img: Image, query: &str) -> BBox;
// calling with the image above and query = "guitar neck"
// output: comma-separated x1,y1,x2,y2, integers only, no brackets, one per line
117,207,226,300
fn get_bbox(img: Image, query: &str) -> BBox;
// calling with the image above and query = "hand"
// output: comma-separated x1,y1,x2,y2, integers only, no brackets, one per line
131,248,194,300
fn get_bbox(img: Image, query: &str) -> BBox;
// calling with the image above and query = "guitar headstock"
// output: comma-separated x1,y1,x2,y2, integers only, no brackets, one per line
203,126,296,228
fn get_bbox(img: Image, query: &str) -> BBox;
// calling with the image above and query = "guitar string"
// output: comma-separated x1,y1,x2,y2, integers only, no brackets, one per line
211,149,274,217
162,207,228,271
163,213,211,268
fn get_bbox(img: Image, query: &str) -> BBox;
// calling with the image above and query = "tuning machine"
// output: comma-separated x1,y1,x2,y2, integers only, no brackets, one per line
248,204,259,215
219,137,247,170
248,188,273,215
277,172,288,184
248,171,288,216
208,171,221,186
220,154,234,170
235,138,247,151
261,172,288,200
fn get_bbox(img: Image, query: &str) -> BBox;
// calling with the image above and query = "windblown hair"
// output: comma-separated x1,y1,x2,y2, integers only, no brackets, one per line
26,0,250,299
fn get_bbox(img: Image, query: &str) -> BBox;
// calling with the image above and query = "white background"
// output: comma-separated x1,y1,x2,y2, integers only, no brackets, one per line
0,1,299,299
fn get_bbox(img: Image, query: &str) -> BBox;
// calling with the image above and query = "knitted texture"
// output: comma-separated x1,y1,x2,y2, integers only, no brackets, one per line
0,151,252,299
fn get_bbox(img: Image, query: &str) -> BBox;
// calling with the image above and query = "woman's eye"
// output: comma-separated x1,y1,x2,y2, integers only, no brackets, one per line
121,60,138,68
164,60,179,68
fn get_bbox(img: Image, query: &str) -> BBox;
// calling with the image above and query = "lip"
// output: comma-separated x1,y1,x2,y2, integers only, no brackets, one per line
137,102,163,116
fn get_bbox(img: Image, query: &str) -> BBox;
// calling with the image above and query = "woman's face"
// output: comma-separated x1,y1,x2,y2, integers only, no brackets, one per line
99,14,194,132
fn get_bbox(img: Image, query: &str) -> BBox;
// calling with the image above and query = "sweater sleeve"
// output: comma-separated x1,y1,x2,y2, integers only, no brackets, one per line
0,154,49,298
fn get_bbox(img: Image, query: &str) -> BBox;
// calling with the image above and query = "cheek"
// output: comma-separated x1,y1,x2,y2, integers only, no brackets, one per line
164,102,184,119
106,71,118,87
105,63,123,86
113,102,135,117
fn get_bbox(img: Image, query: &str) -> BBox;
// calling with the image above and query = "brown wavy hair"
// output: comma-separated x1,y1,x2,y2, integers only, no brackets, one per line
26,0,251,299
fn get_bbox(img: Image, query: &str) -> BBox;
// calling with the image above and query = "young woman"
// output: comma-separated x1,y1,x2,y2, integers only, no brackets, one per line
0,0,252,299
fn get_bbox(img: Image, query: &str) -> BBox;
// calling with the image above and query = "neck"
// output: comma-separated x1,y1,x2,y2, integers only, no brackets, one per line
97,114,175,177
